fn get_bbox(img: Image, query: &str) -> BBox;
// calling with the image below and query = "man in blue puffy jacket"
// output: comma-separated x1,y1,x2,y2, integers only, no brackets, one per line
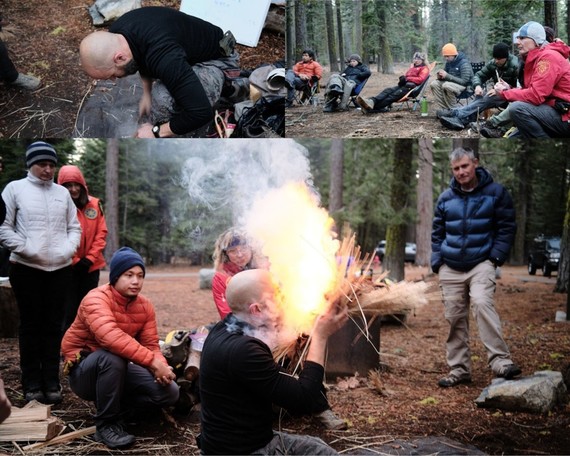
431,147,521,387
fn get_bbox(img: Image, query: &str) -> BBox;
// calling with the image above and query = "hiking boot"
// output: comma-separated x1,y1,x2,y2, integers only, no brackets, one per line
497,364,522,380
480,124,505,138
356,96,374,113
440,115,465,130
95,423,135,449
44,387,63,405
438,373,472,388
24,390,45,403
10,73,41,91
469,120,493,133
314,409,347,430
436,108,454,118
323,99,338,113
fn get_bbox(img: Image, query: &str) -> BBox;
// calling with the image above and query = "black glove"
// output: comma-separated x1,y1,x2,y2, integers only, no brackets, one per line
75,257,93,273
398,75,407,87
554,100,570,114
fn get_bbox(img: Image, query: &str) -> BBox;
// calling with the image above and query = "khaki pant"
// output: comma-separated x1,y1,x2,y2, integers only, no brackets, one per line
430,79,466,109
438,260,513,378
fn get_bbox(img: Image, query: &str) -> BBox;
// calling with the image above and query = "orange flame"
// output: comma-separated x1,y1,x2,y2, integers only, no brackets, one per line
244,182,340,335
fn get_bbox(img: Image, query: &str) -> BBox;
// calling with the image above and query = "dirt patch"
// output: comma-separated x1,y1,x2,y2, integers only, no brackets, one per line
286,63,480,138
1,264,569,455
0,0,284,138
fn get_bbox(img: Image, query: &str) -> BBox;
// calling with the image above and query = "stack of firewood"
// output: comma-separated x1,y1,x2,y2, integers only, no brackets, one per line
0,400,64,442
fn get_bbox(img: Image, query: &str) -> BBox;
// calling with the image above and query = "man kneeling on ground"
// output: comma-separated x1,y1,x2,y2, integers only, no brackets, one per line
62,247,179,450
199,269,347,455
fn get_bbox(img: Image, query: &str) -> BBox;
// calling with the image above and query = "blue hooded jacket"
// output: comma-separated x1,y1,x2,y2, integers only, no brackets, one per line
431,167,516,273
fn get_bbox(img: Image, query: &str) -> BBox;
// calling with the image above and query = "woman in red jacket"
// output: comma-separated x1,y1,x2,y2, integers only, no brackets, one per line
58,165,108,331
211,228,257,320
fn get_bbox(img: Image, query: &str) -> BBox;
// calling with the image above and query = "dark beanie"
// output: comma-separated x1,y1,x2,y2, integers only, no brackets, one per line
109,247,146,285
348,54,362,63
26,141,57,168
492,43,509,59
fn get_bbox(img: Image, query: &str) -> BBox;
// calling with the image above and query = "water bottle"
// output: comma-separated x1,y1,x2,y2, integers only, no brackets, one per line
420,96,428,116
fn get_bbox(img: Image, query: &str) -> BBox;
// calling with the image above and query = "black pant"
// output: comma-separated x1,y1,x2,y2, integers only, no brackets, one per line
9,263,71,392
0,39,18,83
62,267,100,332
371,85,409,111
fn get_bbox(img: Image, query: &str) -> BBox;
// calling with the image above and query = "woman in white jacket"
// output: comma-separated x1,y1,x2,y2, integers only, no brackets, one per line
0,141,81,405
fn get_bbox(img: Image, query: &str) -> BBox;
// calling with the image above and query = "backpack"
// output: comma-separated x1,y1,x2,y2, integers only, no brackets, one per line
233,96,285,138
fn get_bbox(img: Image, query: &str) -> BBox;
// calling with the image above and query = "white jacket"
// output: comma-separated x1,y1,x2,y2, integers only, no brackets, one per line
0,172,81,271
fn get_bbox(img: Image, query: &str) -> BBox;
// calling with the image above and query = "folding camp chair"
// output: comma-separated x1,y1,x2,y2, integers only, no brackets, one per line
393,62,436,111
294,76,320,106
456,61,486,105
348,77,370,108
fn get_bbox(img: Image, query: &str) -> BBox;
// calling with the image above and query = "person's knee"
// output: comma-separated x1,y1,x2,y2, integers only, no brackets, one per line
508,101,527,120
96,350,128,372
153,382,180,407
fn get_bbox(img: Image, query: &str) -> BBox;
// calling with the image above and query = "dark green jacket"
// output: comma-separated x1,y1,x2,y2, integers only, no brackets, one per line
472,54,520,89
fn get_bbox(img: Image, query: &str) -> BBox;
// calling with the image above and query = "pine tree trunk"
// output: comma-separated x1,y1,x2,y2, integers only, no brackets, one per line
104,139,119,264
415,139,433,268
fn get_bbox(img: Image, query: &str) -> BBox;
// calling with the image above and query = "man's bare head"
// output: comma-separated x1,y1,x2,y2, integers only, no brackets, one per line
79,31,134,80
225,269,276,316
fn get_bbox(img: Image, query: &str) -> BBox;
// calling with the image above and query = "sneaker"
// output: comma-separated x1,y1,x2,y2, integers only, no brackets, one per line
10,73,41,91
314,409,347,430
44,387,63,405
497,364,522,380
356,96,374,113
436,108,454,118
94,423,135,449
440,115,465,130
24,390,46,403
438,373,472,388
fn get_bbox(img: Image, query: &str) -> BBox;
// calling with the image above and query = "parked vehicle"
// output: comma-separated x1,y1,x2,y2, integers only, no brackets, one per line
528,236,560,277
375,240,416,263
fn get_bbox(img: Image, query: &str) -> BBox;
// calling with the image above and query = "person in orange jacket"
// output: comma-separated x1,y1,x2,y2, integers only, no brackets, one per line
285,49,323,107
58,165,108,331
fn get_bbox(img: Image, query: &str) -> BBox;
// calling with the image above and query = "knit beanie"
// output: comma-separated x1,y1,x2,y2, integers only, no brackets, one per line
348,54,362,63
492,43,509,59
413,52,426,63
517,21,546,46
441,43,458,56
26,141,57,168
109,247,146,285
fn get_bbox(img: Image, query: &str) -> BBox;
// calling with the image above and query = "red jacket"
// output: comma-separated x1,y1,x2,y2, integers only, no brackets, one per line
502,41,570,121
62,284,168,372
292,60,323,80
57,165,107,272
211,262,245,319
404,63,430,86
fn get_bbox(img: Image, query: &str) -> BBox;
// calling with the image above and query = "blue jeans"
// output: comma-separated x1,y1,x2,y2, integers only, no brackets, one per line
509,101,570,138
452,94,508,124
251,431,338,455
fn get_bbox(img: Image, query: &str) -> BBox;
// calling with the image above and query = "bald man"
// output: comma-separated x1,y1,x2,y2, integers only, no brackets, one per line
80,7,235,138
199,269,346,455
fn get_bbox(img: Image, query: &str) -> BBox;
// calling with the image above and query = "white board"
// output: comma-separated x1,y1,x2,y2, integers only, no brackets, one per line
180,0,271,47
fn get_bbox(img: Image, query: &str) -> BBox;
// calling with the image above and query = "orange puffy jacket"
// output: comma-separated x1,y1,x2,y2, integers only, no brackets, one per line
57,165,107,272
61,284,168,373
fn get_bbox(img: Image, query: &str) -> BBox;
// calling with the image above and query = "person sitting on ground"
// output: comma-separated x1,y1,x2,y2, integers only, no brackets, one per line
285,49,323,107
199,268,348,455
492,21,570,138
0,12,41,91
438,43,519,130
61,247,179,450
430,43,473,110
323,54,370,112
356,52,429,113
79,6,238,138
211,228,256,320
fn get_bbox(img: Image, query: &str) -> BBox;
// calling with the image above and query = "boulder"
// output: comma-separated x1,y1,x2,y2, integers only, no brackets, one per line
88,0,142,26
199,268,215,290
475,370,568,413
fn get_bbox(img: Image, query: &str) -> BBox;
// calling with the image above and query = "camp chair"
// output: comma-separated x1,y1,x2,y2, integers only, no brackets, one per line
456,61,486,105
294,76,320,106
393,61,437,111
348,77,370,108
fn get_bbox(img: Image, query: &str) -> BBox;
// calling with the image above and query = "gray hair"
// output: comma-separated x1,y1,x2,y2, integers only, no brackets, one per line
449,147,478,163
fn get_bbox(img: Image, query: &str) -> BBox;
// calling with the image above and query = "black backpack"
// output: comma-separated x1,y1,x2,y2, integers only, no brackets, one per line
234,96,285,138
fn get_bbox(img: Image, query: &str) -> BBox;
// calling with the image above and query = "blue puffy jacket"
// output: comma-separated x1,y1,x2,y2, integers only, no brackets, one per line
431,167,516,273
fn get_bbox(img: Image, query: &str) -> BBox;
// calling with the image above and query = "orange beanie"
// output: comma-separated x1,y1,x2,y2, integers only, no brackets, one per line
441,43,458,56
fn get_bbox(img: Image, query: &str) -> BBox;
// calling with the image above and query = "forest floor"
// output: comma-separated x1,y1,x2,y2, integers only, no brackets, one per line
1,264,569,455
0,0,284,138
286,63,483,139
